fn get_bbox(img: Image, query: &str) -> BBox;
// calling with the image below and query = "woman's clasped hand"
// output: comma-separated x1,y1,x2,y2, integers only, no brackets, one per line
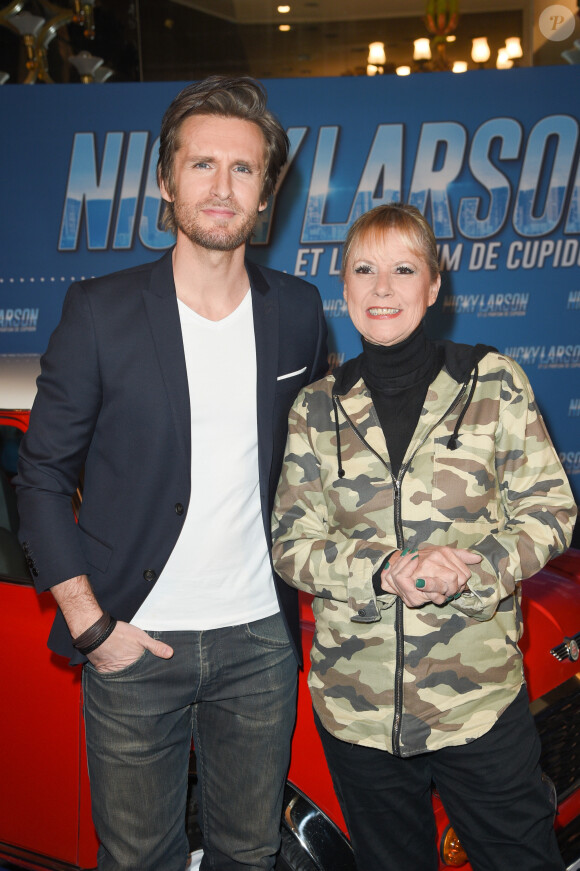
380,544,482,607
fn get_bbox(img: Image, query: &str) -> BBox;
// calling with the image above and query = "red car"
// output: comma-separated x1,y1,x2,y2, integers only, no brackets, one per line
1,356,579,871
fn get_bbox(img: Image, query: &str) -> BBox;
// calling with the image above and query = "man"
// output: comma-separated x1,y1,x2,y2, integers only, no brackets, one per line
16,76,328,871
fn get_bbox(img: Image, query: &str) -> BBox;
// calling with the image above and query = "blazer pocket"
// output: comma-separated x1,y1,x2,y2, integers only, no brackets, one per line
277,366,307,381
78,525,113,573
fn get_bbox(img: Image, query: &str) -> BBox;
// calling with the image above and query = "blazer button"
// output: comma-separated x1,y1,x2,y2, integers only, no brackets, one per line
143,569,157,582
175,503,184,515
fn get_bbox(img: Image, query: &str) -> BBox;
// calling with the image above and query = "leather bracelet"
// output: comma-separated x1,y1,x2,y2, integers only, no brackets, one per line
72,612,116,655
79,617,117,655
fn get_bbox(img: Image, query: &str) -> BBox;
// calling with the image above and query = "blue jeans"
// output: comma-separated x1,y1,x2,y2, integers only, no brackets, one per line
82,613,297,871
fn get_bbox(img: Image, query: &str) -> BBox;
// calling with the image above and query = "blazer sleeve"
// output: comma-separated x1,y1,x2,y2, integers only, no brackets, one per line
15,282,102,592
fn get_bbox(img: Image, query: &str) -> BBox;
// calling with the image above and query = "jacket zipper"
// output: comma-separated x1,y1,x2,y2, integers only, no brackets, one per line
334,384,468,755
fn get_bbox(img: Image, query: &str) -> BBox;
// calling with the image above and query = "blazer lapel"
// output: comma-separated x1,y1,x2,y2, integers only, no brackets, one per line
142,250,191,463
247,259,279,500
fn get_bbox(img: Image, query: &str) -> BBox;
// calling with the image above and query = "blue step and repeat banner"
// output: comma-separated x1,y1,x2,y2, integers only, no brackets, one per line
0,66,579,506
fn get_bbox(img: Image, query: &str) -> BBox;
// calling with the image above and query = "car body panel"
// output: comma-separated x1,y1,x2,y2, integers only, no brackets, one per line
0,583,98,871
520,567,580,700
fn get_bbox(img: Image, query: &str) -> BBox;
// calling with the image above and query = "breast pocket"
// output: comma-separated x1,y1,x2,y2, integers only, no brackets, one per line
276,366,308,394
431,431,500,531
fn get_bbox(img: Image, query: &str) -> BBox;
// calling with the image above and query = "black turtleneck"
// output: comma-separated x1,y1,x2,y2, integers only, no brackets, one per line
361,324,443,478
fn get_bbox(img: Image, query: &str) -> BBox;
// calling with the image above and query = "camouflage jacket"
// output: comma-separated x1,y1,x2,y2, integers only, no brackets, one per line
272,342,576,757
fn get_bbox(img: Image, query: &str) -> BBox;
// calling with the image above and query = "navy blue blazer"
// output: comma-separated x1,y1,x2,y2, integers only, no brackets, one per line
16,250,328,664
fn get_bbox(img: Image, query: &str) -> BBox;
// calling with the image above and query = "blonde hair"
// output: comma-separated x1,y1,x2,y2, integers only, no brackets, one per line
341,203,439,280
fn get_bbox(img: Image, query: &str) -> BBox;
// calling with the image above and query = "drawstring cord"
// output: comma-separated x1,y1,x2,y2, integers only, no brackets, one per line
332,395,346,478
447,363,479,451
334,361,479,465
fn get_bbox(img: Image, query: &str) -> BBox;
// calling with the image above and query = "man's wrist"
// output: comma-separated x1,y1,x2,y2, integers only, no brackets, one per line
72,612,117,656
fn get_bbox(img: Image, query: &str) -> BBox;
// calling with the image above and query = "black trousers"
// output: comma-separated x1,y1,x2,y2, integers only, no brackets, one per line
315,687,564,871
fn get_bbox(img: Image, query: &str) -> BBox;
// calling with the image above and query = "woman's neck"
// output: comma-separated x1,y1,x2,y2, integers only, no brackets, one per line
361,324,436,392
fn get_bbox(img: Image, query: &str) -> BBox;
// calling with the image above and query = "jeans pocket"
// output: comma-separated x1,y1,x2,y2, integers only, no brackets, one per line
84,648,150,679
244,612,291,648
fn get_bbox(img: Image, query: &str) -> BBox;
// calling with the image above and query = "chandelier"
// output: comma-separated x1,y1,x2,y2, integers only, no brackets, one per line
0,0,111,83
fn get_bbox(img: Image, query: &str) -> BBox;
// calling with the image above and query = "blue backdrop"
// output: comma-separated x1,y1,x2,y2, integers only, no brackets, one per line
0,66,579,503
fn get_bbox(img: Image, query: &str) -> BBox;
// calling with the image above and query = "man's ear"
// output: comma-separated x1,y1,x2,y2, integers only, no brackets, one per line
159,177,173,204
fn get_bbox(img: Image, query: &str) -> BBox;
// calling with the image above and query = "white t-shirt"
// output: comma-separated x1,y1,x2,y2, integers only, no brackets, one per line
132,290,279,630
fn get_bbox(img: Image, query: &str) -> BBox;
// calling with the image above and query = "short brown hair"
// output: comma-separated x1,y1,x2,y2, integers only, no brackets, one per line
341,203,440,281
157,76,289,234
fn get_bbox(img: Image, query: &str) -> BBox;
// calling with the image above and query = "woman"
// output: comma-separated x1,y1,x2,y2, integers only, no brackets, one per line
272,203,576,871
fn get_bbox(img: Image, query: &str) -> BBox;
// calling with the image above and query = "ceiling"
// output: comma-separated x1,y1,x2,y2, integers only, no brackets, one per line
160,0,580,76
155,0,529,78
170,0,526,24
2,0,575,84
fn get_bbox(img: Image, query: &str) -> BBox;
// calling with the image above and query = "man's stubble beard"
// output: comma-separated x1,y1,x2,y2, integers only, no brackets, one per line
173,198,260,252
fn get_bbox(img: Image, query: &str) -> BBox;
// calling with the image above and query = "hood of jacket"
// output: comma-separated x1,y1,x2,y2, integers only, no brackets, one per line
331,338,497,465
332,339,496,396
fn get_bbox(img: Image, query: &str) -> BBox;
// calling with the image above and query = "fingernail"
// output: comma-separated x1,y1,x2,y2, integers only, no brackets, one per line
410,547,418,553
411,554,419,561
415,578,426,589
383,561,390,570
401,547,409,556
445,592,462,603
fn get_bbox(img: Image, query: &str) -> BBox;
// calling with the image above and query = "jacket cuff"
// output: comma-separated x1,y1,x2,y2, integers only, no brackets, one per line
372,550,398,597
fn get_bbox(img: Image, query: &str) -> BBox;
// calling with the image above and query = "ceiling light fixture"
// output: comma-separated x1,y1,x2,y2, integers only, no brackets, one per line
367,41,386,66
69,49,103,83
413,38,431,61
471,37,491,66
424,0,459,70
505,36,522,59
496,47,513,69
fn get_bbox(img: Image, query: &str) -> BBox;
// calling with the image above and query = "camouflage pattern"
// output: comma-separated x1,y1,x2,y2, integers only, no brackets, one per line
272,349,577,757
